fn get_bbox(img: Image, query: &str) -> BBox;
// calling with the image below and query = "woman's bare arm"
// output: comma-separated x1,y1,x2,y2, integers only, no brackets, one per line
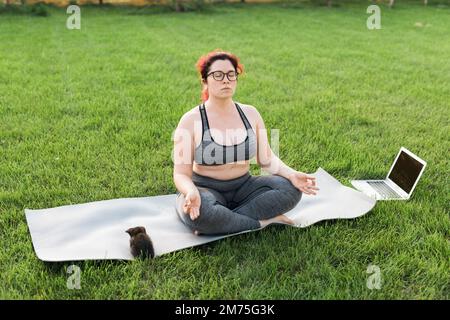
172,112,199,196
252,106,303,179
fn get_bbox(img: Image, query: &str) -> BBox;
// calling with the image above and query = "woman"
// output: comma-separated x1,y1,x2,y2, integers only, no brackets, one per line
173,49,319,236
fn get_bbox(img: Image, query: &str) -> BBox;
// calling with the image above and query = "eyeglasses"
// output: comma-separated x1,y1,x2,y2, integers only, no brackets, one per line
206,70,238,81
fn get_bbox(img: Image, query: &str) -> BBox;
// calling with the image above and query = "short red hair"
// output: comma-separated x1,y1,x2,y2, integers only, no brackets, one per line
195,49,244,102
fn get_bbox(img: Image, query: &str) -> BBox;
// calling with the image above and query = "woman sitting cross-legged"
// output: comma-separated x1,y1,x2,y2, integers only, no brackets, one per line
173,49,319,236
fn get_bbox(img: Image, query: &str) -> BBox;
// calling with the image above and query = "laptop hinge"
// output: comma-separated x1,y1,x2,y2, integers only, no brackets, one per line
385,179,409,198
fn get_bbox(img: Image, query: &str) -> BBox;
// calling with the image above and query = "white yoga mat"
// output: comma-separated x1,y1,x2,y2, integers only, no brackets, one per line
25,168,376,262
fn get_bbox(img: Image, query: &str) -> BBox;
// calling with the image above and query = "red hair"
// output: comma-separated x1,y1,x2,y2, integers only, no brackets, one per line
195,49,245,102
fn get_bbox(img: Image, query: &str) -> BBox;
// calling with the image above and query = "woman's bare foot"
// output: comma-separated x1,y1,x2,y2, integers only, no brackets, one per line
259,214,295,228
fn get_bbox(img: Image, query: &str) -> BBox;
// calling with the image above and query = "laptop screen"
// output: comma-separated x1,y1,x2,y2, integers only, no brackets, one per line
388,151,424,194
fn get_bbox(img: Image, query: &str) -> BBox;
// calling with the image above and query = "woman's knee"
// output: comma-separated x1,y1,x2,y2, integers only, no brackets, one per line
181,189,221,234
271,176,302,209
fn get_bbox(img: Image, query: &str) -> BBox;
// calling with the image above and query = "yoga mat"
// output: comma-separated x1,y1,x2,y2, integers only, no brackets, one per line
25,168,376,261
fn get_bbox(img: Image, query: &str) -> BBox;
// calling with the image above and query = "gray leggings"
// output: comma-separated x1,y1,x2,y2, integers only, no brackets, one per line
175,171,302,235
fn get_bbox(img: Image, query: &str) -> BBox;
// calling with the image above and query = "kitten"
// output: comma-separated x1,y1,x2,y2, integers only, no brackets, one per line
125,226,155,259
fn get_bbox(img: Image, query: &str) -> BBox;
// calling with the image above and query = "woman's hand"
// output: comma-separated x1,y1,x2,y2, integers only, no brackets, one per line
288,171,319,195
183,188,201,220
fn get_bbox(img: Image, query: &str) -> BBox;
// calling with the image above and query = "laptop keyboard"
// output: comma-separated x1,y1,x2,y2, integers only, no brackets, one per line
367,181,401,199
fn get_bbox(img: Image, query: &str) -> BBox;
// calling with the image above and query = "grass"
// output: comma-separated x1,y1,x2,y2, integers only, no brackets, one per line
0,1,449,299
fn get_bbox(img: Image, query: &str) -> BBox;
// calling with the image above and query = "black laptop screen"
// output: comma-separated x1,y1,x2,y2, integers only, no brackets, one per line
388,151,424,194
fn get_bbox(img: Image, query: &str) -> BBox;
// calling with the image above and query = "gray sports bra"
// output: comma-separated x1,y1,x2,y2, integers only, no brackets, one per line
194,102,257,166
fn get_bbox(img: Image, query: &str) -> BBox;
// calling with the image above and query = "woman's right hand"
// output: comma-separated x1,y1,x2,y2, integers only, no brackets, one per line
183,188,201,220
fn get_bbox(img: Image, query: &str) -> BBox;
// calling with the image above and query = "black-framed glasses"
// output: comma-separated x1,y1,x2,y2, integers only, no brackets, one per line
206,70,238,81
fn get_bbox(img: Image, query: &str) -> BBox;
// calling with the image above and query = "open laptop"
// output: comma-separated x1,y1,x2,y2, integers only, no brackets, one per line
351,147,427,201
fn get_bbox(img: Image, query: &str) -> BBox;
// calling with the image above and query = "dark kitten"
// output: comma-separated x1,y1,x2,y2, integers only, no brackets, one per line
125,226,155,259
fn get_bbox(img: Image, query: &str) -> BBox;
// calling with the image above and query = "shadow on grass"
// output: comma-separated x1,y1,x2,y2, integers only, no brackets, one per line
187,222,303,256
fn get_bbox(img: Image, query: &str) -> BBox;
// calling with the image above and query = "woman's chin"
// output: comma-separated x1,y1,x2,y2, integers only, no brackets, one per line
220,91,233,97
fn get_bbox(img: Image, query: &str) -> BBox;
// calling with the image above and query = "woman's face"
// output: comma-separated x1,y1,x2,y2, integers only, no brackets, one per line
204,59,237,100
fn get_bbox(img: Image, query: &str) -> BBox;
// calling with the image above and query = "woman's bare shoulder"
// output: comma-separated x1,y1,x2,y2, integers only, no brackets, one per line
177,105,202,128
236,102,262,120
237,102,256,111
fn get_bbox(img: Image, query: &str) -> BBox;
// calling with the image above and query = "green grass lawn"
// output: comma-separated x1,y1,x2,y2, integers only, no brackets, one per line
0,1,449,299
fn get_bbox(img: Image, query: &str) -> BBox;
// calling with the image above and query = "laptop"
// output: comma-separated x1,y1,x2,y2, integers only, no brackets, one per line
351,147,427,201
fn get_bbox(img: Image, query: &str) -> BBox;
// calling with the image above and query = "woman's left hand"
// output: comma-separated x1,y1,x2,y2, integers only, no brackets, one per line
288,171,319,195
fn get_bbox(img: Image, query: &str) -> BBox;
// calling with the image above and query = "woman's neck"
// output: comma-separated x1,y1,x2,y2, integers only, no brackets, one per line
204,97,235,114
